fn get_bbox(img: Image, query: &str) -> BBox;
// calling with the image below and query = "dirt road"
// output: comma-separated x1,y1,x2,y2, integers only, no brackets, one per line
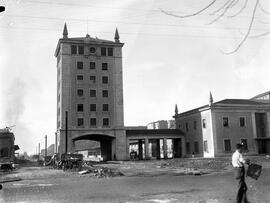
0,159,269,203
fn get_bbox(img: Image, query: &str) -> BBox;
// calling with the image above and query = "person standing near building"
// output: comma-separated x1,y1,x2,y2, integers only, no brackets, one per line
232,143,250,203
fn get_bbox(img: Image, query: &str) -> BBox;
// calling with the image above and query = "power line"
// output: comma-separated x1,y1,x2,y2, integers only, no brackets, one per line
0,25,260,40
4,14,270,32
20,0,270,19
21,0,161,12
21,0,270,12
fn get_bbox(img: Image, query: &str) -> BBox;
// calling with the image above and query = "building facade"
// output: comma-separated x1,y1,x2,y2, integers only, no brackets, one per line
174,94,270,157
55,24,127,160
251,91,270,103
147,120,168,129
147,120,176,129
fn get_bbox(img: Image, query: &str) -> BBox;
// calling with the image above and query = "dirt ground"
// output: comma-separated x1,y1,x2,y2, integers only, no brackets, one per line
97,155,270,176
1,156,270,203
1,155,270,180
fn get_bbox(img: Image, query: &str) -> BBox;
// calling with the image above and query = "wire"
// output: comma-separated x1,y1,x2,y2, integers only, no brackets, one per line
0,25,254,40
21,0,161,12
4,14,270,32
20,0,269,20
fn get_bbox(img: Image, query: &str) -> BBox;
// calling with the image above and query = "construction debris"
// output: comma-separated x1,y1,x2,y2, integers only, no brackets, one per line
77,161,124,178
77,167,124,178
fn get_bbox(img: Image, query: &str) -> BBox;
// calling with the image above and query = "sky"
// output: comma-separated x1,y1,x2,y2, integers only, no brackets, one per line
0,0,269,154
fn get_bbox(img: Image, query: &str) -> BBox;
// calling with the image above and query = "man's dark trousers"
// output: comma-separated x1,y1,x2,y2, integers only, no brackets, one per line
235,167,248,203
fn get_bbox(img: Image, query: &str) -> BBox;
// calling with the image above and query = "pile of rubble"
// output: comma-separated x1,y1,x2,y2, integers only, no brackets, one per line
78,162,124,178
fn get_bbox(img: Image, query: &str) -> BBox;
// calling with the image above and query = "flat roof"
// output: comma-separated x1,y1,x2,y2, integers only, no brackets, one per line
126,129,184,136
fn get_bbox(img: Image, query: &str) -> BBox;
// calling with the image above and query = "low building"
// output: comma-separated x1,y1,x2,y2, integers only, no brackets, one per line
251,91,270,103
174,93,270,157
147,120,176,129
126,129,185,159
41,144,55,156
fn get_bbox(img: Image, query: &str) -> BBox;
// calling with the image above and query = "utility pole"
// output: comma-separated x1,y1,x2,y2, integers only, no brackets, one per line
65,111,68,153
55,132,57,154
45,135,47,158
38,143,40,160
44,135,47,167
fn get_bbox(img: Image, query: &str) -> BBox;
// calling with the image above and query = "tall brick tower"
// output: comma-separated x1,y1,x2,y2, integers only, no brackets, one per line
55,24,127,161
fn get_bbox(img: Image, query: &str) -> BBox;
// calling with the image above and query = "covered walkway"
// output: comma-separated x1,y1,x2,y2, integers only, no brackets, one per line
126,129,185,160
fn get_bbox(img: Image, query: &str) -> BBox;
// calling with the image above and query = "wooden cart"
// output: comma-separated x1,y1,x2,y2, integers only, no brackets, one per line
60,153,83,171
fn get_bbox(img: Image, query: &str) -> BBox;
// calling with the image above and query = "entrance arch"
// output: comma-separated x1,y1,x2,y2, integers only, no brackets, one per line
72,133,115,161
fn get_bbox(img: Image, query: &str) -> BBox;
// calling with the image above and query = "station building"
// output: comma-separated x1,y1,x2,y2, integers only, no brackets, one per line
55,24,185,161
174,92,270,157
55,24,269,161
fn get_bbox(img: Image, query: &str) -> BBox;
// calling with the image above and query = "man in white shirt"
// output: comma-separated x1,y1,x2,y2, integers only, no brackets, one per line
232,143,250,203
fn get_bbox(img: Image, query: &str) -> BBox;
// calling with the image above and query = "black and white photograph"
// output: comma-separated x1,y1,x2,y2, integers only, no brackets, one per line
0,0,270,202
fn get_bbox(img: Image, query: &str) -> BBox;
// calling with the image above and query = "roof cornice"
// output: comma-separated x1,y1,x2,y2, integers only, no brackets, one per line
54,38,124,57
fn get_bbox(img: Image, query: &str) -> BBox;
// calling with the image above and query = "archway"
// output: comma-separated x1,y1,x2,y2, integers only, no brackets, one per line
72,134,115,161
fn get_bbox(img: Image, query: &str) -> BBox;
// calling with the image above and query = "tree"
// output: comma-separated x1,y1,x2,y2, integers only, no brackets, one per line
161,0,268,54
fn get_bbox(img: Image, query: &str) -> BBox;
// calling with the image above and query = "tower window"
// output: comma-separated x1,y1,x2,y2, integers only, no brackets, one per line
90,76,96,84
90,104,96,111
90,62,95,69
102,63,108,70
78,46,84,55
102,90,108,97
90,89,96,97
90,118,96,127
71,45,77,54
101,47,107,56
77,61,83,69
103,104,109,111
89,47,96,54
77,75,83,80
108,48,113,56
103,118,109,126
77,104,84,112
102,76,108,84
77,89,83,96
77,118,84,127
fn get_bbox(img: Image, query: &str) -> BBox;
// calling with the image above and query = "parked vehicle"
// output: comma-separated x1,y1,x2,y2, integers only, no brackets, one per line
0,127,18,170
